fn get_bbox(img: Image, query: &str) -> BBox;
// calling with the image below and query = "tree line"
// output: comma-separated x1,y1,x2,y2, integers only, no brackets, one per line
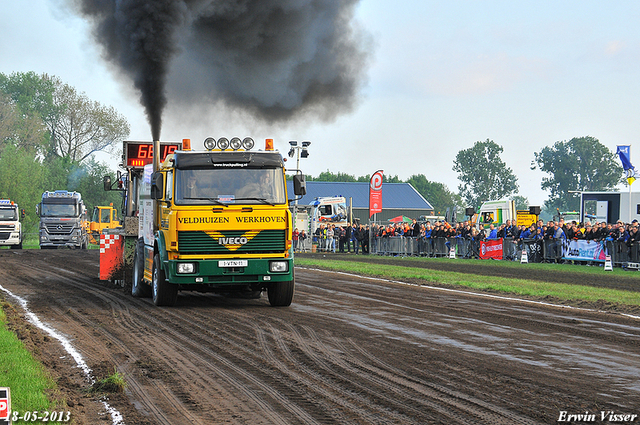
0,71,127,231
0,71,627,229
308,137,624,218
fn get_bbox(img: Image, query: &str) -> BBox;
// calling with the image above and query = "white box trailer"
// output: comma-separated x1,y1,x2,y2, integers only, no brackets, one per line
579,191,640,224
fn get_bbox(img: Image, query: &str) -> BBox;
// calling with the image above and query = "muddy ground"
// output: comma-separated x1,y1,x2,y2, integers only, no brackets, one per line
0,249,639,424
299,252,640,316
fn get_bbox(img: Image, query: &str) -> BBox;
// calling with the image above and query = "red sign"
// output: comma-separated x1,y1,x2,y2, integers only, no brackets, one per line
0,387,9,420
480,239,503,260
369,170,383,218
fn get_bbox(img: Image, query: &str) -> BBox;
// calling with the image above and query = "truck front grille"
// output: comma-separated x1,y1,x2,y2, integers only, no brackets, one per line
178,230,286,255
44,223,74,235
0,232,10,240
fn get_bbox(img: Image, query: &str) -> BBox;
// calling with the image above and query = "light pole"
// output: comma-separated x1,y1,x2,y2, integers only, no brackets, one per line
288,140,310,174
288,141,310,249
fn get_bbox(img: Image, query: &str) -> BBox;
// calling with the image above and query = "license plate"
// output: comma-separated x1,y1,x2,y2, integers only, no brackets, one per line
219,260,248,267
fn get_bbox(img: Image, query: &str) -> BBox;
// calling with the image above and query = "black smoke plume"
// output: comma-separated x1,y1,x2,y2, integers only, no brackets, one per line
71,0,371,140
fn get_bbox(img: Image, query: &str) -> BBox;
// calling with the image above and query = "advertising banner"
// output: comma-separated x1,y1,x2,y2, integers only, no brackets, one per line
480,239,503,260
562,239,608,262
0,387,10,422
369,170,383,218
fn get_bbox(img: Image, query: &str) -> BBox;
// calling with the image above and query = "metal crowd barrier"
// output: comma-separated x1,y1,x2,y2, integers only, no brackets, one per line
366,236,640,268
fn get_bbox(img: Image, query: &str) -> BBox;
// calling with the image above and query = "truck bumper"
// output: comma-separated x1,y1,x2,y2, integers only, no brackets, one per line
39,242,83,249
165,257,294,288
0,233,21,246
39,233,85,248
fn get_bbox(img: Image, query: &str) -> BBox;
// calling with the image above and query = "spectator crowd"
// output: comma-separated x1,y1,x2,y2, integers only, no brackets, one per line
293,217,640,265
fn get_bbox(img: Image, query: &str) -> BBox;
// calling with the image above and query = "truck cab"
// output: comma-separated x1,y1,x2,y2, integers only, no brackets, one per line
309,197,348,233
89,204,120,244
0,200,24,249
477,199,516,227
36,190,89,249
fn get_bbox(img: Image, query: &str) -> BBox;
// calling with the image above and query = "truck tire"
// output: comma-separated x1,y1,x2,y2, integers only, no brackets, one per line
152,253,178,306
267,272,295,307
131,239,151,298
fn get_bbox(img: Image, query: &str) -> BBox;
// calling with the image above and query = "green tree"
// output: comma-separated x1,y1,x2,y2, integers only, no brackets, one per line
68,158,123,213
0,72,130,162
0,144,45,229
453,139,518,210
532,136,622,212
405,174,462,215
0,71,58,123
311,170,357,182
309,170,401,183
50,80,130,162
0,72,125,235
355,174,401,183
0,78,49,153
510,195,530,210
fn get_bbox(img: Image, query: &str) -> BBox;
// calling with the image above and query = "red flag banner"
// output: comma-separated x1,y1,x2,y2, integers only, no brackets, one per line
369,170,383,218
480,239,503,260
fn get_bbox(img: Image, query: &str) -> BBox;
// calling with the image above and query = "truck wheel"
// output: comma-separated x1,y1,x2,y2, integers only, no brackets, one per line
267,273,295,307
152,253,178,306
131,239,151,298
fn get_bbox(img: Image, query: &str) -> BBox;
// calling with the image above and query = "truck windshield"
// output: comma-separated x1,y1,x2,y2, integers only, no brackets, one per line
0,208,17,220
175,168,286,205
41,203,78,217
313,202,347,222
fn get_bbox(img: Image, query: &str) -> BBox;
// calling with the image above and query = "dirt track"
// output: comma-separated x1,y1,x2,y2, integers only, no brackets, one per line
1,249,639,424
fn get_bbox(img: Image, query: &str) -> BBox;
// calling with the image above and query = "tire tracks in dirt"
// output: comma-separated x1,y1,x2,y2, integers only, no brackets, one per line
2,250,640,424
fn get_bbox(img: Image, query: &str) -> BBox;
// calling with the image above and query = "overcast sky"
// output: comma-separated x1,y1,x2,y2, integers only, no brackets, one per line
1,0,637,206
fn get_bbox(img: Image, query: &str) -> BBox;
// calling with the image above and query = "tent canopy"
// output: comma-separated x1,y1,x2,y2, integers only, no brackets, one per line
388,215,413,223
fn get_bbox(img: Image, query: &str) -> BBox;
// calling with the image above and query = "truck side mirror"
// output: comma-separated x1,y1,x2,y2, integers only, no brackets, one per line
103,175,112,191
151,172,164,200
20,209,25,219
35,204,40,217
293,174,306,196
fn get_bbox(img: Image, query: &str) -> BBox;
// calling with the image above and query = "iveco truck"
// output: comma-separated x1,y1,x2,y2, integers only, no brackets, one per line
102,138,306,306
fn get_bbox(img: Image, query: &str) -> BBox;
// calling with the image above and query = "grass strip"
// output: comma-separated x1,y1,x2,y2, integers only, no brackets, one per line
296,258,640,307
0,302,55,417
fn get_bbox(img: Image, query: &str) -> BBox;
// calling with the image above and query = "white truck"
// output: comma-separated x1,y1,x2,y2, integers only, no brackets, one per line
476,199,517,227
0,199,24,249
304,196,349,234
578,191,640,224
475,199,539,229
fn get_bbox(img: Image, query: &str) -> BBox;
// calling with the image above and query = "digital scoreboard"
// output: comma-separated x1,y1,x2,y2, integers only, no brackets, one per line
124,141,182,168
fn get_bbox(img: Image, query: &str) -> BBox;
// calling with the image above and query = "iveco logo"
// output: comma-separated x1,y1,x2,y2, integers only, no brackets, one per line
218,237,248,245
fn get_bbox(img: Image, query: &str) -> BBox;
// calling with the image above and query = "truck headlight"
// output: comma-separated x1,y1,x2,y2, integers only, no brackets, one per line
269,261,288,273
177,263,196,274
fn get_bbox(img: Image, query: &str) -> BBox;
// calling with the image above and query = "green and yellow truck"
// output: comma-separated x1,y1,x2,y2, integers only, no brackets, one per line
102,138,306,307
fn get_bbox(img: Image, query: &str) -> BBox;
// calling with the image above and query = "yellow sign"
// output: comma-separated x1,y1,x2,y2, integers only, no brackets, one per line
175,210,287,231
516,210,537,227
